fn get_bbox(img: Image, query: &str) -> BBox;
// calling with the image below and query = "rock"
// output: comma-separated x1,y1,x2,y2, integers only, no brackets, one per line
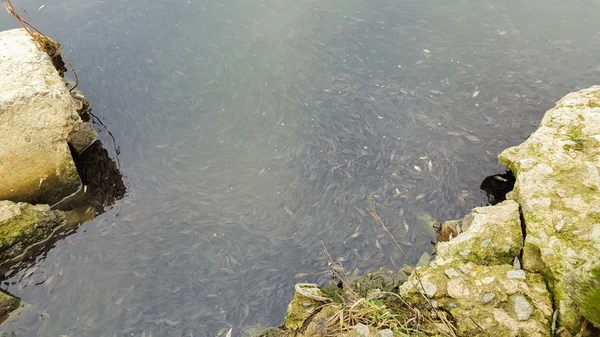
499,86,600,333
414,280,438,298
376,329,393,337
416,252,431,267
283,284,329,331
0,291,19,316
436,200,523,265
303,304,342,336
564,256,600,328
512,295,533,321
438,220,460,242
353,323,370,337
506,270,526,280
0,29,95,207
69,122,97,153
482,292,495,304
398,262,552,336
444,268,460,278
0,200,66,263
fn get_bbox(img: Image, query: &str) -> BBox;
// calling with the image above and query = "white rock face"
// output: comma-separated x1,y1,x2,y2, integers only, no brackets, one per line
500,86,600,332
0,29,95,206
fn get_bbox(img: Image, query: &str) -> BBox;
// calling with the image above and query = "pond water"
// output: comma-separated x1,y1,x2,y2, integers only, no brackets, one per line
2,0,600,335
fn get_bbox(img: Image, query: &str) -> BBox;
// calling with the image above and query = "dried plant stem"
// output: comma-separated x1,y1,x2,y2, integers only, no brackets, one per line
3,0,79,91
367,196,404,253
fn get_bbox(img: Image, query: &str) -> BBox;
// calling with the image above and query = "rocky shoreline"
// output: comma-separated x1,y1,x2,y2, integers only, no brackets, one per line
1,26,599,335
263,87,600,337
0,28,124,317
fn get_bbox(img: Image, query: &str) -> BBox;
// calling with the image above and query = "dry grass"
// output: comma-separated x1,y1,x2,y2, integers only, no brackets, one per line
317,237,456,337
2,0,78,90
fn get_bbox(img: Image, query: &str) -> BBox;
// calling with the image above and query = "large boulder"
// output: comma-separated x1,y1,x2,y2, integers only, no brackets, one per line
499,86,600,333
398,201,553,337
0,28,95,207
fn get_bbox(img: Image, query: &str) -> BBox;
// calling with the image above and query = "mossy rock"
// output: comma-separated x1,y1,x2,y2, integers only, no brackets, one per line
0,200,66,263
0,291,19,317
499,85,600,334
565,256,600,328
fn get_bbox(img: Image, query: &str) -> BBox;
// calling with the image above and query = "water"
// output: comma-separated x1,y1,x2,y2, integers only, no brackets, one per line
1,0,600,335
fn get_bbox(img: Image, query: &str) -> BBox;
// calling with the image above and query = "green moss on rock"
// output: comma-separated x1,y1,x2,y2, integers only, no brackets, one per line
0,291,19,317
0,200,66,263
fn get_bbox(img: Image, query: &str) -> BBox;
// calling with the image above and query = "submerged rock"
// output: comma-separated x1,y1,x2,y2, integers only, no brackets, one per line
0,200,66,263
0,28,96,207
0,291,19,317
499,86,600,333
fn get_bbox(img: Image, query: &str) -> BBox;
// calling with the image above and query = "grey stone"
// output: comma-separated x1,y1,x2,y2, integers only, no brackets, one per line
512,295,533,321
354,323,370,337
482,292,496,304
376,329,393,337
417,281,438,298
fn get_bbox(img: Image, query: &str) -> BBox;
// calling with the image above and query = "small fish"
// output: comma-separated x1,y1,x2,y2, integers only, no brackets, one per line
472,90,480,98
37,4,45,11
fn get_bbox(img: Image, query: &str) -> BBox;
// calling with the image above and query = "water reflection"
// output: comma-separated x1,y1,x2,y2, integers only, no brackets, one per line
1,0,600,335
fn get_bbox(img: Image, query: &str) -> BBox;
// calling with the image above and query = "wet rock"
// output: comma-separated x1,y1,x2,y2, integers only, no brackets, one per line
0,28,95,207
416,252,430,267
436,200,523,265
0,291,19,316
0,200,66,263
499,86,600,333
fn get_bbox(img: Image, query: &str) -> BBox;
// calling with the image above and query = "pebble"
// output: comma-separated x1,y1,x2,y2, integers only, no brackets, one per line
513,295,533,321
418,281,438,298
482,292,496,304
354,323,370,337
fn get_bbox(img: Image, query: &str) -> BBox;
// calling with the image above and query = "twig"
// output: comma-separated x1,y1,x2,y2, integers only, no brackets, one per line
2,0,79,91
367,196,404,252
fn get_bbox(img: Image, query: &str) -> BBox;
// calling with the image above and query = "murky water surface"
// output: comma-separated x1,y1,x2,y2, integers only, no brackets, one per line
2,0,600,335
